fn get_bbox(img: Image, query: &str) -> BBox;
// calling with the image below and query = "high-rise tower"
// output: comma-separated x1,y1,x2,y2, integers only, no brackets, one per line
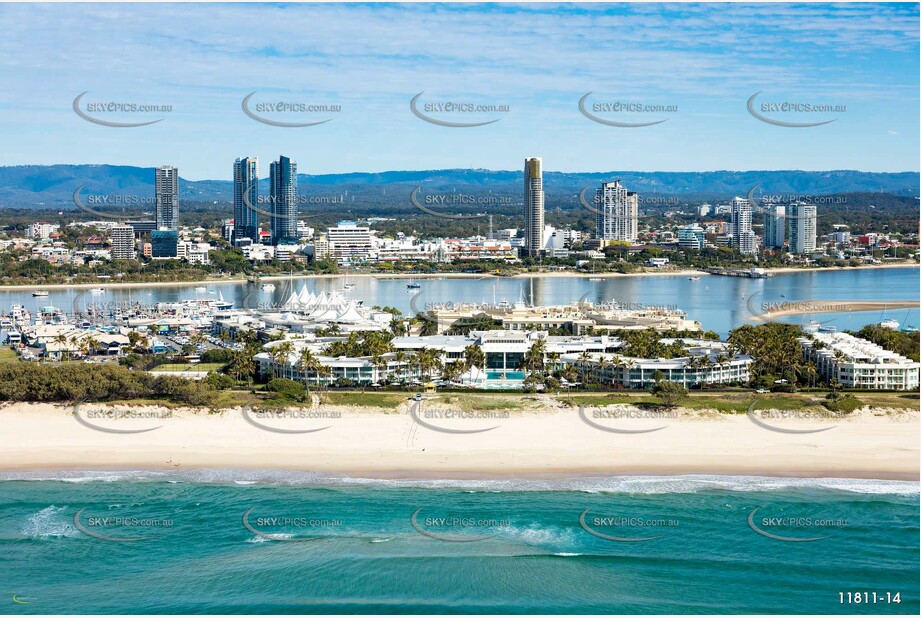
523,157,544,257
155,166,179,231
233,157,260,245
595,180,639,243
269,156,298,245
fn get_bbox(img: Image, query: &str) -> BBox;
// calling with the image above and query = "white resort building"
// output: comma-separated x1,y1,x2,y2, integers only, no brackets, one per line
254,330,752,389
798,332,920,390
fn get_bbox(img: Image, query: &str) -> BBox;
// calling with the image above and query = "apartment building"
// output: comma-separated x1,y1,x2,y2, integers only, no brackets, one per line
799,332,919,390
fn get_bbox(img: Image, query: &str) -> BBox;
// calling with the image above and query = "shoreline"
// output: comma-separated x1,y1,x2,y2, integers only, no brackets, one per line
2,403,916,481
0,262,916,292
2,465,918,484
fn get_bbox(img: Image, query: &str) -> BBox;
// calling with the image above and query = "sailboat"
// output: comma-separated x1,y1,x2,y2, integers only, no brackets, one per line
587,261,602,281
878,304,899,330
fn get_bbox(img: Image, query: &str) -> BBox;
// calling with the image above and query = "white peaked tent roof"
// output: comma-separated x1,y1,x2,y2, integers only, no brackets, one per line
336,304,366,324
298,287,315,306
459,365,487,383
311,308,342,322
280,295,300,311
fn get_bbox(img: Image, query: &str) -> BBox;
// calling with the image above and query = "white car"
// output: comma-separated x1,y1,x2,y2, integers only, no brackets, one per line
755,388,769,394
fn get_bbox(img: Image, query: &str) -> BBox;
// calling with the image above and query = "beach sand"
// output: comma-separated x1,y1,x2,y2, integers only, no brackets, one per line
1,401,916,480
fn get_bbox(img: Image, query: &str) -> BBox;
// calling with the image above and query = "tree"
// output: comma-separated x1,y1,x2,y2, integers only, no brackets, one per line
296,348,322,388
463,344,485,370
522,339,546,377
270,341,295,378
650,380,688,408
228,349,255,383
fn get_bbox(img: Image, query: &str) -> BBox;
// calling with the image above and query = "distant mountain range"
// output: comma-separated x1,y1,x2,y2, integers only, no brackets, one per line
0,164,917,210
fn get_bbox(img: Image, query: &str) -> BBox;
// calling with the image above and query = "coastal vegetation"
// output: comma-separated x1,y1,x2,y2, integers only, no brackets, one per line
727,323,817,389
846,325,920,362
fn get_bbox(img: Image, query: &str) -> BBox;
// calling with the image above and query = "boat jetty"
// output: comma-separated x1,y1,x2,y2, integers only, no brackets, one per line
704,267,771,279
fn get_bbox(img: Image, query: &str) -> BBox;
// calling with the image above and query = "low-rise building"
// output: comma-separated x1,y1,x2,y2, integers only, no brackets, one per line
798,332,920,390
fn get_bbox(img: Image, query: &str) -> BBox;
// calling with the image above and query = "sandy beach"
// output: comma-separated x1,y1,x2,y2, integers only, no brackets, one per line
749,299,919,322
1,401,916,480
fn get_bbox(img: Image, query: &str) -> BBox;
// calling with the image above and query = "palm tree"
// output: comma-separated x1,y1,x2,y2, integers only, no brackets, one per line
54,333,70,361
296,348,322,387
317,363,333,391
271,341,294,378
371,354,389,384
416,347,442,380
463,344,485,371
577,351,592,382
522,339,546,377
190,331,207,349
595,357,609,384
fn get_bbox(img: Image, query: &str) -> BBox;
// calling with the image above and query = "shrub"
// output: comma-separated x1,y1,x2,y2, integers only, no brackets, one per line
824,393,863,414
265,378,306,399
204,372,236,390
201,349,233,364
649,380,688,408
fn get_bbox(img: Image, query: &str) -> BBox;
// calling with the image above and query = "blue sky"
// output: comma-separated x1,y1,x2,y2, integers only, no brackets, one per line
0,2,918,179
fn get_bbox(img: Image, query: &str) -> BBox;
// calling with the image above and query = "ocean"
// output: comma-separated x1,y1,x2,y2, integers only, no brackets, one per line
2,470,918,614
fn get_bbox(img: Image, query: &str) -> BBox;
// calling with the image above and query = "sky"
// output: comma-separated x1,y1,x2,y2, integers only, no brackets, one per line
0,2,918,179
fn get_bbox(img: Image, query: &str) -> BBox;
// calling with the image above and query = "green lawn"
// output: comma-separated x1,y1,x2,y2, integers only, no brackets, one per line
320,392,407,409
0,347,20,363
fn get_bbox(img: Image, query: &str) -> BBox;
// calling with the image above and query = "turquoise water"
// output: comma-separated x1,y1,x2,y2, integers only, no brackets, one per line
487,371,526,380
2,471,918,614
2,266,917,337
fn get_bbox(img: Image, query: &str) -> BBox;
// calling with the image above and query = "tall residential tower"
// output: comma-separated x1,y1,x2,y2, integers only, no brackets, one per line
269,155,298,245
523,157,544,257
233,157,260,245
788,202,817,254
763,204,786,249
155,166,179,231
595,180,638,243
730,196,756,255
